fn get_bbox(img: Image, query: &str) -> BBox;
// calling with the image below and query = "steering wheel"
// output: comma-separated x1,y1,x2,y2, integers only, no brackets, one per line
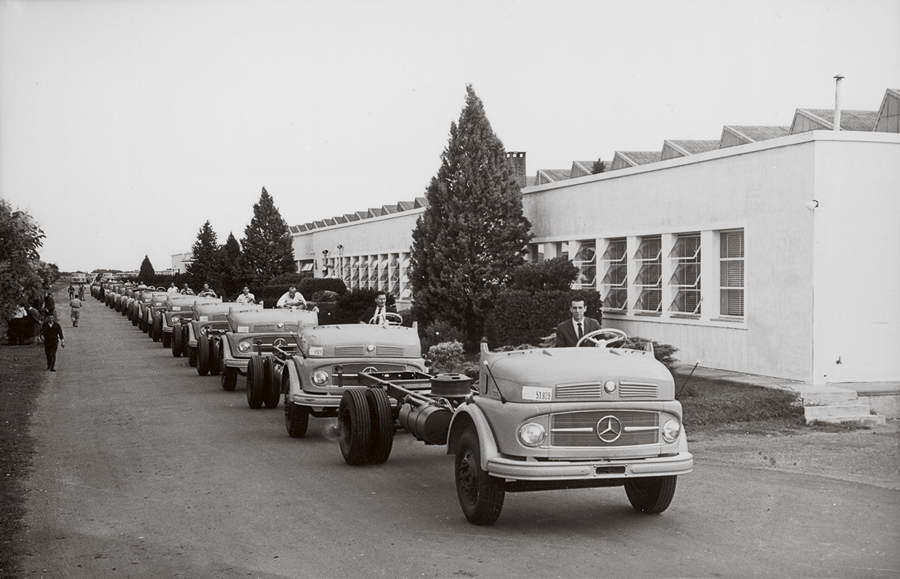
370,312,403,326
576,328,628,348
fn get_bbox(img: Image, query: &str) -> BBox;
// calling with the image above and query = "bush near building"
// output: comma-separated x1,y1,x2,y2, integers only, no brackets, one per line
486,289,603,348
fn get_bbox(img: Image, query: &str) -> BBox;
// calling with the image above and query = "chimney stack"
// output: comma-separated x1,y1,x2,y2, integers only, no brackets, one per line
833,74,844,131
506,151,527,189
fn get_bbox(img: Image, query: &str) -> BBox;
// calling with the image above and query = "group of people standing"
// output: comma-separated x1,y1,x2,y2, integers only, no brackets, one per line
5,290,68,371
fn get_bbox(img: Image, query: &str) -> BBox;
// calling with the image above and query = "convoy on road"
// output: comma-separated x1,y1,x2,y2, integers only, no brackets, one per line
94,280,692,526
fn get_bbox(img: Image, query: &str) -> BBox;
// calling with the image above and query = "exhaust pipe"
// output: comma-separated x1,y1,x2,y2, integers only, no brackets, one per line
833,74,844,131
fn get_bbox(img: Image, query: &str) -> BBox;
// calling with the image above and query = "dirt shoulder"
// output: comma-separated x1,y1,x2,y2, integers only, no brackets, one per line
688,420,900,491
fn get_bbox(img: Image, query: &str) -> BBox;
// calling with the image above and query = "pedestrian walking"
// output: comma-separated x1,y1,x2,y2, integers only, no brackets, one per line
44,291,55,317
40,313,64,371
78,284,85,300
69,295,83,327
28,302,42,347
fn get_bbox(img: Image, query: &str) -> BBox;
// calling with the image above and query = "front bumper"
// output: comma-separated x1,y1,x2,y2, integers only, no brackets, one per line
487,451,693,481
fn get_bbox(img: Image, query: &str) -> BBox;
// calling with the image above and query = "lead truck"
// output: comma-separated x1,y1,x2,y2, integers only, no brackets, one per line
338,328,693,526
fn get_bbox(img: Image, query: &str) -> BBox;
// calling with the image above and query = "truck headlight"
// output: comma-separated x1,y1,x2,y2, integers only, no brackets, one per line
171,316,180,324
662,419,681,443
604,380,617,393
238,341,251,353
518,423,545,447
311,371,329,386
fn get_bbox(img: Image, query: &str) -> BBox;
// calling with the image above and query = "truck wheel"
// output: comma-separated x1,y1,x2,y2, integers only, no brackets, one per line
151,317,161,342
172,325,183,357
188,346,197,367
162,332,171,348
209,339,221,376
221,367,238,391
180,328,190,357
197,335,210,376
624,476,677,514
338,389,371,466
455,429,505,525
246,356,267,409
285,403,309,438
365,389,393,464
130,306,138,325
263,358,279,408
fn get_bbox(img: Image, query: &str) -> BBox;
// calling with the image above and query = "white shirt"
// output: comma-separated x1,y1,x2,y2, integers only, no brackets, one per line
276,291,306,308
236,292,256,305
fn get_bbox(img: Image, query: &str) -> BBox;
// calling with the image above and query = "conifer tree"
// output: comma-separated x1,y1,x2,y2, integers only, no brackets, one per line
410,85,532,347
186,221,221,290
240,187,295,287
220,232,243,297
138,255,155,284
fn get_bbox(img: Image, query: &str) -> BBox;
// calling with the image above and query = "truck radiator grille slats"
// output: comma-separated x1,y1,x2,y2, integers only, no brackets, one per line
333,345,405,357
555,383,602,400
618,381,659,398
550,410,659,447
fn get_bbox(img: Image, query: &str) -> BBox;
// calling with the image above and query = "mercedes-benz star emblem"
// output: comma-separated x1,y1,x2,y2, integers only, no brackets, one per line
273,338,287,348
362,366,378,374
596,416,623,443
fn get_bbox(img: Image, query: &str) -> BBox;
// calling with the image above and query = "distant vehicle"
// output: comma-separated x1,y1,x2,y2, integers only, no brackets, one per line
70,272,88,284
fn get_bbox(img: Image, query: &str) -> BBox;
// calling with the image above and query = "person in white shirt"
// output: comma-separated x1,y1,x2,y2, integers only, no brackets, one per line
235,286,256,305
276,286,307,309
166,282,179,295
197,283,218,298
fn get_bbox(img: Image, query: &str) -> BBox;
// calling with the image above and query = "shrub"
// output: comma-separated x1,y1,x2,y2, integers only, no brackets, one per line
622,337,680,372
507,257,579,292
426,340,465,373
486,289,602,348
420,320,465,353
310,290,339,303
299,278,347,297
268,272,313,288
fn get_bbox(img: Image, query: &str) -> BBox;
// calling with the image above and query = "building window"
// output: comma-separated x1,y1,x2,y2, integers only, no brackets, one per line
400,254,412,300
669,233,701,314
389,255,400,296
572,241,596,290
634,236,662,313
720,229,744,317
368,256,378,289
600,238,627,311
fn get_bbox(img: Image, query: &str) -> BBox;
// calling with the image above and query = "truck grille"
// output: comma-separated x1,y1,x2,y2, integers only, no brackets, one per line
618,381,659,398
550,410,659,447
331,363,407,385
555,383,602,400
333,345,405,357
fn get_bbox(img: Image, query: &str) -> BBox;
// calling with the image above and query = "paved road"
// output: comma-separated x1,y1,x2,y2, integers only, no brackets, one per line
20,293,900,578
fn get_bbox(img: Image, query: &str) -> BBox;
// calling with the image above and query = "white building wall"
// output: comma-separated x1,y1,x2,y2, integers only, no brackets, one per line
290,131,900,385
811,134,900,384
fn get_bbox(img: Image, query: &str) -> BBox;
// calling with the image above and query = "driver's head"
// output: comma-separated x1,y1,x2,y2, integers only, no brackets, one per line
242,286,250,294
374,292,387,307
569,296,586,322
288,286,297,296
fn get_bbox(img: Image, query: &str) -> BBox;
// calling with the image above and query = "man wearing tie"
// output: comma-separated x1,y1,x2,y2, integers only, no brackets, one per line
361,292,395,324
555,294,601,347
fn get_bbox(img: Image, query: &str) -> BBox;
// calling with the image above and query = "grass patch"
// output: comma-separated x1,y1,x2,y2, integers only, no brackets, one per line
675,373,805,431
0,343,43,579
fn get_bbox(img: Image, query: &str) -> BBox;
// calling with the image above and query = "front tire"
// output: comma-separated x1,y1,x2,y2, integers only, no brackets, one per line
338,389,371,466
285,402,310,438
209,338,221,376
172,324,183,357
263,358,279,408
624,476,677,514
221,367,238,391
162,331,171,348
197,335,210,376
455,429,505,525
365,389,394,464
246,356,268,409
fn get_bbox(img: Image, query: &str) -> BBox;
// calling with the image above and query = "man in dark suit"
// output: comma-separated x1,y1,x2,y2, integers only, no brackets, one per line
555,294,601,347
360,291,396,324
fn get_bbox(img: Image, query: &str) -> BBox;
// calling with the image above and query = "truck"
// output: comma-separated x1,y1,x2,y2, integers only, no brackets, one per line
336,329,693,526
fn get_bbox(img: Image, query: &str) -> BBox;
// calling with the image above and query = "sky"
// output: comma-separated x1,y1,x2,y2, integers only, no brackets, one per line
1,0,898,273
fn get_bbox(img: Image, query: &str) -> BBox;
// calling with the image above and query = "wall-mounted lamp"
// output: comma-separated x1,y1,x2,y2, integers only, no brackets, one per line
805,199,819,210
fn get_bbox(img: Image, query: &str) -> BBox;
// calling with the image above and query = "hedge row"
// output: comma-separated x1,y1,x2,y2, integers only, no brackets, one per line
484,289,603,348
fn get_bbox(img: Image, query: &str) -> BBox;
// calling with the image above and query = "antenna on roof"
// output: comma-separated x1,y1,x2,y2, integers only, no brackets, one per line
834,74,845,131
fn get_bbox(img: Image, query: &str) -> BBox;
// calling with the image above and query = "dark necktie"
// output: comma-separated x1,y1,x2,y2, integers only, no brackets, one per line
577,322,583,339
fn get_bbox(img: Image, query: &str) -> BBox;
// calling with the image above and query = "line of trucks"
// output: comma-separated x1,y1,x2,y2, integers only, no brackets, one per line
96,280,692,525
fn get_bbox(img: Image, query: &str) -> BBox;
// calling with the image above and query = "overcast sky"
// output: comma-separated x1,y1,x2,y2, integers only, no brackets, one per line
2,0,898,273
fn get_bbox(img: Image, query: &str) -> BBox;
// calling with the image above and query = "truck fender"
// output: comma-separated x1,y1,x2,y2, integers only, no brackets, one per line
447,403,499,472
283,358,303,395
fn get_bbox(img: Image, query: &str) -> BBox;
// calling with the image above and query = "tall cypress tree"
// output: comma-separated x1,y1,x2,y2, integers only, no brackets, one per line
186,221,220,290
240,187,295,287
410,85,532,347
138,255,155,284
220,232,243,297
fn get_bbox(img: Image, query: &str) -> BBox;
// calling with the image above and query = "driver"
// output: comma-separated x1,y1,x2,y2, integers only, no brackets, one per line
276,286,308,309
360,291,396,324
555,294,601,347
